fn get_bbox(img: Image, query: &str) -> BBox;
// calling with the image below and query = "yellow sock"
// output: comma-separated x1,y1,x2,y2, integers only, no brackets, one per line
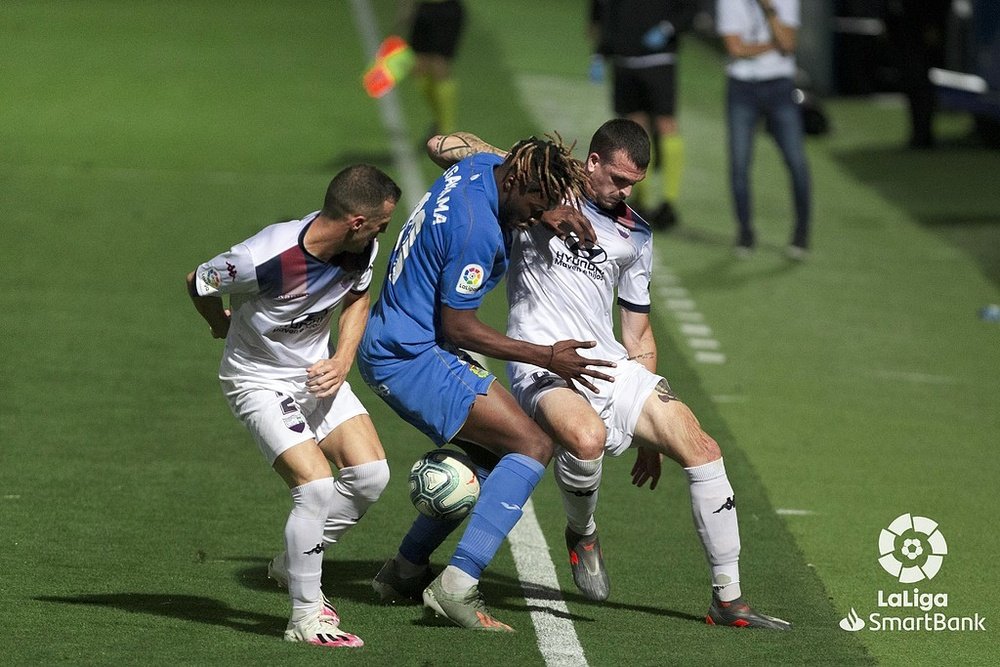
417,74,440,127
435,78,457,134
659,133,684,203
632,177,654,211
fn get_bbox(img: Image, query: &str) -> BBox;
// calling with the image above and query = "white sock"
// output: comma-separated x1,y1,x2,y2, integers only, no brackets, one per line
554,450,603,536
441,564,478,594
323,459,390,545
285,477,335,622
685,458,742,602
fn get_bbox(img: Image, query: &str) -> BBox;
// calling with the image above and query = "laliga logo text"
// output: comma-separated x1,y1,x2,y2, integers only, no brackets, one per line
838,513,985,633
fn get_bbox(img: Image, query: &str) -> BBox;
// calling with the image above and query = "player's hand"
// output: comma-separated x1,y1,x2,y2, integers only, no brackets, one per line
540,204,597,247
210,309,231,339
306,357,350,398
631,446,663,490
546,339,616,394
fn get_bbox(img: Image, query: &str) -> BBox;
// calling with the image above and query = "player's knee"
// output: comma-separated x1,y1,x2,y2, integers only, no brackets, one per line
339,459,391,504
686,431,721,466
562,421,607,461
290,477,336,520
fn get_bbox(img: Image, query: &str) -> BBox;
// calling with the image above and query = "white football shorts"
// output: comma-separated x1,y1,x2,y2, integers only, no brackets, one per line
509,358,662,456
221,377,368,465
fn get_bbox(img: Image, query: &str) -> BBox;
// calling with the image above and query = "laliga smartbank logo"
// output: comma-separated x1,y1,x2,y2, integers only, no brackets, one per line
838,513,986,633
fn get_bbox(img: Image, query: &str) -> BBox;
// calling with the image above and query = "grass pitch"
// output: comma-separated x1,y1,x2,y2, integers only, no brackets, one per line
1,1,997,665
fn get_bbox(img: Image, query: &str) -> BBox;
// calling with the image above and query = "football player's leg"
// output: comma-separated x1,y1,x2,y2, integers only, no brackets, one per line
632,382,741,601
273,441,338,624
537,388,607,536
316,412,389,546
424,384,550,630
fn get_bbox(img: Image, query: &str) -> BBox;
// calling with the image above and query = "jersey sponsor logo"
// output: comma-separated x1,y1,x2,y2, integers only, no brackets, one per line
615,223,631,239
269,309,329,335
276,291,308,301
552,248,605,281
564,237,608,264
225,261,238,281
456,264,484,294
199,267,222,290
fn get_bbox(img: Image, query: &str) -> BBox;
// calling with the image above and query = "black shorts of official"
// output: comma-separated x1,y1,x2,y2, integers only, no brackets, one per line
613,63,677,117
410,0,466,58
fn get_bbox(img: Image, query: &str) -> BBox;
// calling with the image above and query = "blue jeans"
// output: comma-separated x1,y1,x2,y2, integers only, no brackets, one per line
726,77,811,248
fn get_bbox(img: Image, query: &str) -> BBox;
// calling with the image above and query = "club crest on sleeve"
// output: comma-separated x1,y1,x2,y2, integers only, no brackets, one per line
456,264,484,294
199,267,222,290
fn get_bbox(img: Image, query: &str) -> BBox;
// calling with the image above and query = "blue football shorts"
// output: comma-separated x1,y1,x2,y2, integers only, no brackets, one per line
358,344,495,446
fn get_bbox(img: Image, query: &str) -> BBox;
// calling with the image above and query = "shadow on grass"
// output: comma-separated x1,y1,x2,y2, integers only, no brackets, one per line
832,143,1000,288
35,593,283,637
230,555,702,626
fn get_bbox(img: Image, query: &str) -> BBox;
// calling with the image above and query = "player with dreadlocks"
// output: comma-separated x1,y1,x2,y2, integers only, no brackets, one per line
358,135,613,631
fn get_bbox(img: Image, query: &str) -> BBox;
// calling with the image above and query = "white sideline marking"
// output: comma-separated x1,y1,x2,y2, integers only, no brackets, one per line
710,395,745,403
349,11,583,663
776,509,817,516
680,323,713,337
688,338,721,350
509,501,589,666
666,298,696,311
694,351,727,364
869,370,960,385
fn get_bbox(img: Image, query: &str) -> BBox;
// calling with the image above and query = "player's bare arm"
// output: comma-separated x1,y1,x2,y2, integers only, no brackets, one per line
440,306,616,393
426,132,506,169
621,308,657,373
756,0,796,53
186,271,230,339
306,289,369,398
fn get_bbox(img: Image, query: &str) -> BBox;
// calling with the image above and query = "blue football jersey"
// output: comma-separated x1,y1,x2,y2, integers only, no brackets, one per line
362,153,507,360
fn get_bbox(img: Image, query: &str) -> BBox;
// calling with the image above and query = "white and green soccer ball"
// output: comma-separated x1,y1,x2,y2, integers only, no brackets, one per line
408,449,480,521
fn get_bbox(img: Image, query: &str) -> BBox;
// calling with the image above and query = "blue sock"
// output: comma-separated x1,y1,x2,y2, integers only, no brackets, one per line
398,462,492,565
450,453,545,579
400,514,462,565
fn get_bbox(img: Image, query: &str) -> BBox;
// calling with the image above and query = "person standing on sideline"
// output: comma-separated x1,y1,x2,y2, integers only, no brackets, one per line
371,122,792,630
591,0,698,229
717,0,812,259
358,135,615,632
402,0,466,135
186,165,401,648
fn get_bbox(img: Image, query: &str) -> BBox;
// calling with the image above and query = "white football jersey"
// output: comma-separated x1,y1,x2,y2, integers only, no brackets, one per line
193,212,377,382
506,198,653,366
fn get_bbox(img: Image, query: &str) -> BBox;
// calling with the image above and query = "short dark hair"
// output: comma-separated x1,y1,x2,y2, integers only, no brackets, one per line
588,119,651,170
321,164,401,219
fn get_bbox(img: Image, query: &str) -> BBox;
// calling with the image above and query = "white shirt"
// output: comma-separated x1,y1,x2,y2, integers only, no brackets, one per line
193,212,377,382
716,0,799,81
505,199,653,367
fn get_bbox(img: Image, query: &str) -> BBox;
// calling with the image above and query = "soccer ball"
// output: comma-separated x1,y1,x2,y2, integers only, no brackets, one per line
408,449,480,521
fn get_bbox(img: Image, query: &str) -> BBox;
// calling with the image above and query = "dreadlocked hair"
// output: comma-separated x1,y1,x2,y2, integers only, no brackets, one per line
503,133,589,206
